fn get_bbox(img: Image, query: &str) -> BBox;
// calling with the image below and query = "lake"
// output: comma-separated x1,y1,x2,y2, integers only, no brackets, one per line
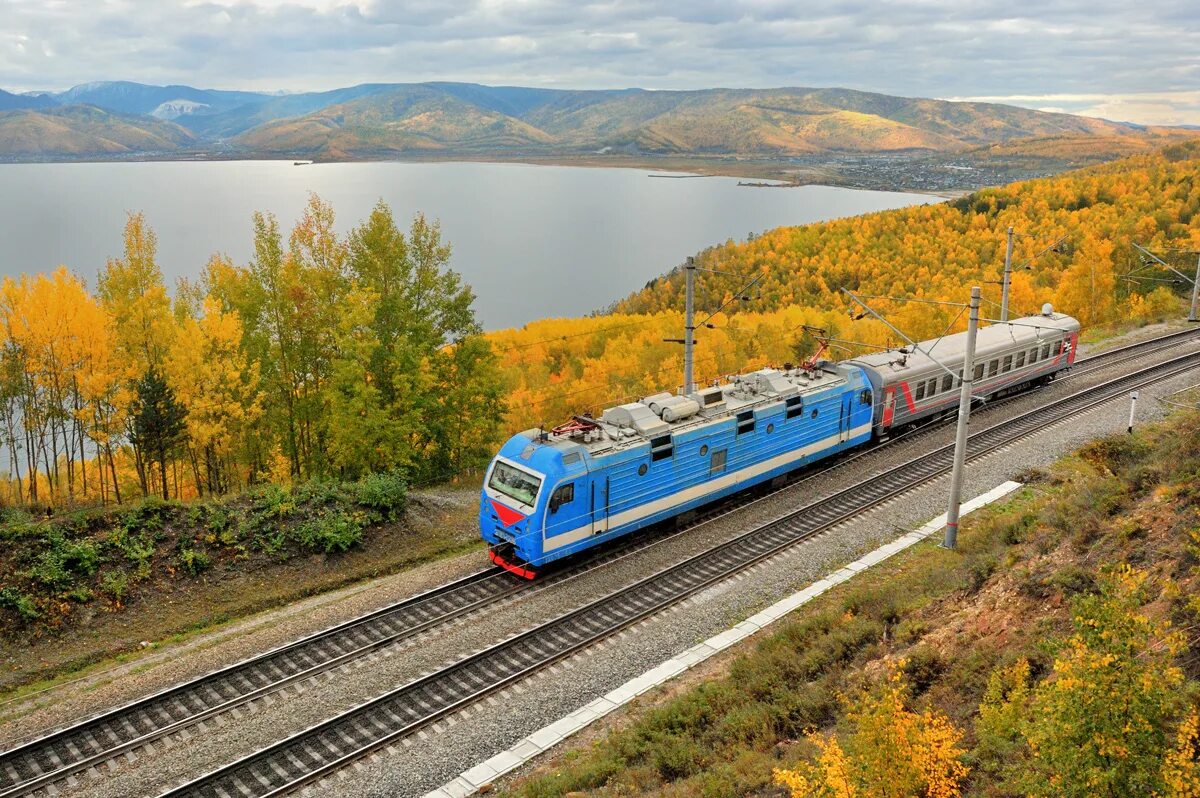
0,161,934,329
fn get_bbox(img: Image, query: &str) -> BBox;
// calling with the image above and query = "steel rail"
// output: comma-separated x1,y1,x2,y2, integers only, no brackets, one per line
3,324,1198,798
2,324,1198,798
159,346,1200,798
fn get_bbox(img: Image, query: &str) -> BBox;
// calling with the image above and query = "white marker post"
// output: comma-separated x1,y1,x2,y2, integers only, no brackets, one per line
1128,390,1139,434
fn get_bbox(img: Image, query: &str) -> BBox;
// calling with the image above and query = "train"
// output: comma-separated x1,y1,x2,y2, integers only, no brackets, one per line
480,306,1080,578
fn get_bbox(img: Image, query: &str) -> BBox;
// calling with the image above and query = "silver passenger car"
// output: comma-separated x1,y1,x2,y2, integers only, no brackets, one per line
843,306,1080,436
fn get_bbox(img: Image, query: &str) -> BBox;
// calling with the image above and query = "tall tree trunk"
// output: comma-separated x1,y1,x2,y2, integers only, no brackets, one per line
133,438,148,496
158,444,169,501
106,443,122,505
24,424,38,505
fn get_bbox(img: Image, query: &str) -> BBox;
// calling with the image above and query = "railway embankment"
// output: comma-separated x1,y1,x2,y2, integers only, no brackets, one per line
0,474,480,697
1,323,1196,798
495,406,1200,797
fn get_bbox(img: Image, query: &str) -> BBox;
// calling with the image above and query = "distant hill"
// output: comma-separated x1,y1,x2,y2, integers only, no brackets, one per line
0,106,194,158
0,89,56,112
0,80,1190,167
229,84,1143,158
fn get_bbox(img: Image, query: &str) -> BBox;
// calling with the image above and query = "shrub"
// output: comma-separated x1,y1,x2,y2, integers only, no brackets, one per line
100,570,130,604
177,544,211,576
294,479,351,507
355,472,408,520
27,530,101,591
0,587,40,620
294,511,364,554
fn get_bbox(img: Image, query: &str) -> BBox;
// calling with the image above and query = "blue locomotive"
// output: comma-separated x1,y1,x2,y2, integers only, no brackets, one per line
481,308,1079,578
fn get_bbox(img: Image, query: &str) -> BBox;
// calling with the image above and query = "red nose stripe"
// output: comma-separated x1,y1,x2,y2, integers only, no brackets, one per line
491,499,526,527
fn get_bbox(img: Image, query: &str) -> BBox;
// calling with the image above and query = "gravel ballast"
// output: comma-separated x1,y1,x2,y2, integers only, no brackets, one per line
7,331,1197,798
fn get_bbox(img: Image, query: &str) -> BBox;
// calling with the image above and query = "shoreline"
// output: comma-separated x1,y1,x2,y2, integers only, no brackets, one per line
0,152,979,198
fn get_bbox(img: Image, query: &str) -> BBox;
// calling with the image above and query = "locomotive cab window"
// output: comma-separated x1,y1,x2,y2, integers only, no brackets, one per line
859,389,872,406
549,483,574,513
489,460,543,507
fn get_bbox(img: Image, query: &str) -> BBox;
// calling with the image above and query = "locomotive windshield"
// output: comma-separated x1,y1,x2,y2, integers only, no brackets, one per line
488,461,543,506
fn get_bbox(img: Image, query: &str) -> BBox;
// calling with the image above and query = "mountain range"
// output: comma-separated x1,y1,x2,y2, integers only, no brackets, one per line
0,80,1184,163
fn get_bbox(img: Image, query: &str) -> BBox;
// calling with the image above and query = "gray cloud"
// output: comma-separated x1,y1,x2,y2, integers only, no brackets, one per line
1,0,1197,123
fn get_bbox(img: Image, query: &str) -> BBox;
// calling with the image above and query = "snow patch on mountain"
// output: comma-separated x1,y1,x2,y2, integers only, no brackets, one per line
151,99,210,120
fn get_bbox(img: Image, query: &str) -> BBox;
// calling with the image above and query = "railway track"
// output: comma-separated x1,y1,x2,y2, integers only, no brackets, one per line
0,324,1197,798
156,343,1200,798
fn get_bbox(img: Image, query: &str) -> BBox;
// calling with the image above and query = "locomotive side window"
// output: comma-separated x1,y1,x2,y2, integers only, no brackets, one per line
549,483,574,513
1016,351,1026,369
710,449,727,475
650,434,674,462
941,374,953,393
736,410,755,435
785,395,804,419
1002,355,1013,373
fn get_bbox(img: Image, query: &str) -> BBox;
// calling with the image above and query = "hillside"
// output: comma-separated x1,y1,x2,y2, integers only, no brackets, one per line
235,86,556,156
500,408,1200,797
230,84,1143,159
1,80,1191,174
0,105,195,158
489,141,1200,432
0,89,55,112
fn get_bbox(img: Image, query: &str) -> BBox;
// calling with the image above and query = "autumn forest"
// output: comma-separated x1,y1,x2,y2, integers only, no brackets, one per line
5,140,1200,510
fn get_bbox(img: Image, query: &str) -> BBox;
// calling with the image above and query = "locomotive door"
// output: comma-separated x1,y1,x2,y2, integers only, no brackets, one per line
591,476,610,536
839,393,853,443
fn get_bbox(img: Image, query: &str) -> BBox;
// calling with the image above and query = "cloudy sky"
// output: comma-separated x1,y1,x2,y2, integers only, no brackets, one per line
3,0,1198,125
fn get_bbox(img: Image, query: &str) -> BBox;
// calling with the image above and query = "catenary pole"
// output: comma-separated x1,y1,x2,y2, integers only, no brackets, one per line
943,286,981,550
1000,226,1014,322
1190,252,1200,323
684,257,696,394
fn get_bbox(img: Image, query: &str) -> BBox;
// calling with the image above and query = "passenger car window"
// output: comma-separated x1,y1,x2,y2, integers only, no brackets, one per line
987,360,999,378
1016,352,1026,368
941,374,953,392
973,363,984,381
549,482,574,513
1002,355,1013,372
915,382,926,401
